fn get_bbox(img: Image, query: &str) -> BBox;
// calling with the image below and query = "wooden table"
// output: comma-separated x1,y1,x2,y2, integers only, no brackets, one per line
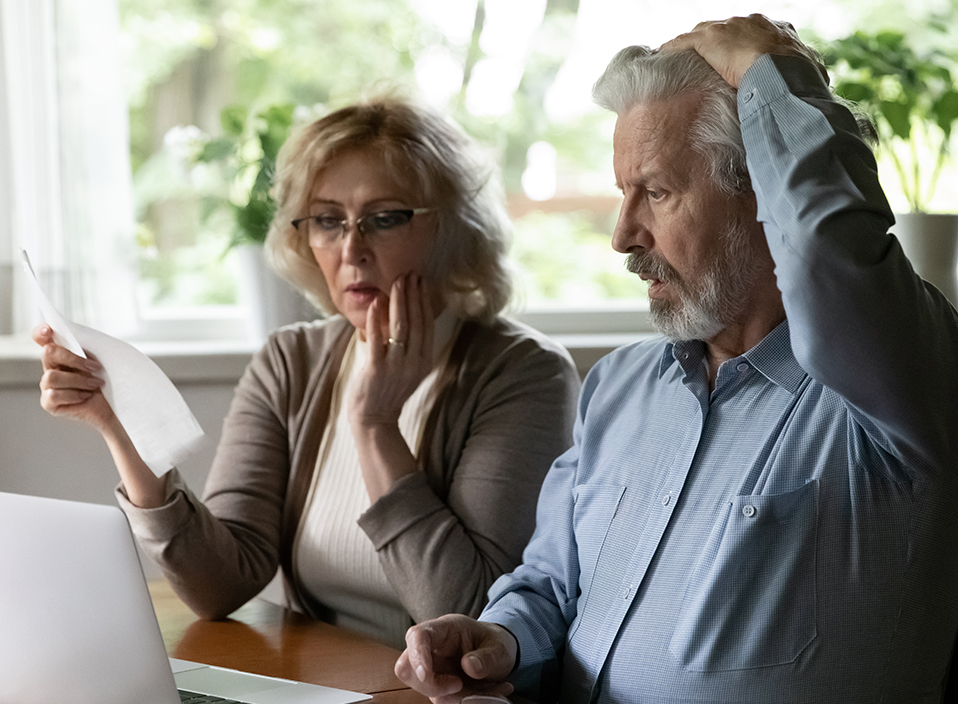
148,580,428,703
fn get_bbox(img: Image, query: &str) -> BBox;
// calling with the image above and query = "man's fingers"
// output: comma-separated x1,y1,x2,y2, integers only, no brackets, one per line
659,15,817,88
396,625,465,697
404,627,435,682
459,627,517,682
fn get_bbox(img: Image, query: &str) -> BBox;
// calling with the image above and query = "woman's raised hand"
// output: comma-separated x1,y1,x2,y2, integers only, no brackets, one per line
33,323,166,507
347,273,436,504
349,273,435,428
33,324,116,435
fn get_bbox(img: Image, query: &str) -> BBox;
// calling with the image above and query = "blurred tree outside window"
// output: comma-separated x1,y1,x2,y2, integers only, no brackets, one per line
119,0,957,329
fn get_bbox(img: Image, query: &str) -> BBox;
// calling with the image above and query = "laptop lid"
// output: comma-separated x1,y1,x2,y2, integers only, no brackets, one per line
0,491,180,704
0,492,370,704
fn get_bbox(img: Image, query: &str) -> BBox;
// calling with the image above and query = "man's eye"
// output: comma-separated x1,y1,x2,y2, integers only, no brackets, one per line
312,215,343,231
368,211,411,230
647,189,663,200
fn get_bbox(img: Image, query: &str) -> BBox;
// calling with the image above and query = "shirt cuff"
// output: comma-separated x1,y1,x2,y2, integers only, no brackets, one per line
479,600,553,695
738,53,831,121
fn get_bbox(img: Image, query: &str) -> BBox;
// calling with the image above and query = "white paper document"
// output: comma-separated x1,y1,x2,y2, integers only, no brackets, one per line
21,250,205,476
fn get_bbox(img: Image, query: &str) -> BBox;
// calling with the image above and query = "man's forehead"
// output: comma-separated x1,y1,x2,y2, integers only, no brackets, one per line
614,94,702,145
612,93,704,173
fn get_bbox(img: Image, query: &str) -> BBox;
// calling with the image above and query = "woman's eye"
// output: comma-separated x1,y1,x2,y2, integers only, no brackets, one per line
313,215,343,231
368,211,410,230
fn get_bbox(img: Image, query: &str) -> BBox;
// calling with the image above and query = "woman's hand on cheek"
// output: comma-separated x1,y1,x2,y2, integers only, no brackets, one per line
348,273,435,429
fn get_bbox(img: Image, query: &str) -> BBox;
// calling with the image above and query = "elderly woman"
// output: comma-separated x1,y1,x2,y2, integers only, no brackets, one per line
33,96,580,648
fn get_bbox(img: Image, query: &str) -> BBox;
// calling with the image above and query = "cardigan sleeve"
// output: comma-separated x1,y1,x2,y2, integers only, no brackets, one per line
357,323,581,622
115,325,317,620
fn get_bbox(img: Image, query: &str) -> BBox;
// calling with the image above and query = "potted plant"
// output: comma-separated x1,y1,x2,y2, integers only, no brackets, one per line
824,30,958,305
194,103,319,340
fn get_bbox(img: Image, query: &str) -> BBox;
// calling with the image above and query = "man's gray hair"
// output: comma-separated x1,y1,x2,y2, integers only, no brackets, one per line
593,47,751,197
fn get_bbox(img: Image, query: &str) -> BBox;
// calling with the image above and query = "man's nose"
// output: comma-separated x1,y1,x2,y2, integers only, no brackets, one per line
611,200,652,254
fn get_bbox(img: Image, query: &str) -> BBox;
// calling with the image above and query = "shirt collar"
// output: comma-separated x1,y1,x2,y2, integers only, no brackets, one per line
658,320,807,395
743,320,806,394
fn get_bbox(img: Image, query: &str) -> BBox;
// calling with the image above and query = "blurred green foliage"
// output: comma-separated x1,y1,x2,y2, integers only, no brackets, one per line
824,29,958,211
194,103,295,246
511,210,640,306
120,0,629,310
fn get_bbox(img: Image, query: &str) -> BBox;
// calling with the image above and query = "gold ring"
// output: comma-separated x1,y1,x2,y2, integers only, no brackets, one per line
387,337,406,349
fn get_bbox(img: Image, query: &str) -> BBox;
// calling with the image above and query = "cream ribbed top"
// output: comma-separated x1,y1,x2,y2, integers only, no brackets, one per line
292,312,455,647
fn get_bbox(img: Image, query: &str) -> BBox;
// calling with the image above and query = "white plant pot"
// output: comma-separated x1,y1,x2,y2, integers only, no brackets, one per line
236,244,318,344
891,212,958,308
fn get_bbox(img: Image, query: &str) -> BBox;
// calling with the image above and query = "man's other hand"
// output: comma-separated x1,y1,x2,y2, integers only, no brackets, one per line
660,14,826,88
395,614,518,703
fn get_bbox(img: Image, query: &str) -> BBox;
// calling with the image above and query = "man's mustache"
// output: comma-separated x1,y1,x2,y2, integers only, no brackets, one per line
626,250,680,283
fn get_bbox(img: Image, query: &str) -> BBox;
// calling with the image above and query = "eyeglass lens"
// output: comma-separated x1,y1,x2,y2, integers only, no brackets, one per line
294,209,429,248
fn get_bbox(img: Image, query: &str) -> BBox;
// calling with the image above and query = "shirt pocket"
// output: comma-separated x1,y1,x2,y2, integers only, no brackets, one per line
568,483,626,641
668,479,819,671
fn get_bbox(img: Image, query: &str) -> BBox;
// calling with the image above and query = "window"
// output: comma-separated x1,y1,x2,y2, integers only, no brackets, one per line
3,0,953,343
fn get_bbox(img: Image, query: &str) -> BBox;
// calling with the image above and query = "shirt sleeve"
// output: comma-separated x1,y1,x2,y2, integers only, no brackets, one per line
739,54,958,476
474,358,613,698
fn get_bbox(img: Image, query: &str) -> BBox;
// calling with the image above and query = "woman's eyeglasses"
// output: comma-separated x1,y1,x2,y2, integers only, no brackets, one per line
291,208,433,248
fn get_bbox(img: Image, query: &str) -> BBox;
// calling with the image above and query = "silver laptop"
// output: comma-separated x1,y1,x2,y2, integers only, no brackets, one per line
0,491,371,704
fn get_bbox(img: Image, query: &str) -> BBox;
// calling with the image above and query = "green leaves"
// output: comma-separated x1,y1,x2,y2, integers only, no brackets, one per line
824,29,958,212
879,100,913,140
220,105,248,137
193,103,295,245
933,89,958,138
257,104,295,161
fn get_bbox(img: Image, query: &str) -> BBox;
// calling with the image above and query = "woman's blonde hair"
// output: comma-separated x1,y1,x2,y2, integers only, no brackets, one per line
266,96,512,322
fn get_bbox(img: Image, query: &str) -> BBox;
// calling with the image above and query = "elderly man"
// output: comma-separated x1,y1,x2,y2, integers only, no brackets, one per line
395,15,958,703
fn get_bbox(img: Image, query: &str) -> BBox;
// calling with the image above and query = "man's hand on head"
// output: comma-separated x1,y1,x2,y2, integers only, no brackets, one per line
395,614,518,703
660,14,826,88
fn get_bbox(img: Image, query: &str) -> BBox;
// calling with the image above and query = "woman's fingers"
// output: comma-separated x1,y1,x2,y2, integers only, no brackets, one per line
41,368,104,392
31,323,53,346
35,326,101,375
366,295,387,362
404,275,425,359
384,273,432,363
419,277,434,359
389,275,409,348
39,367,104,409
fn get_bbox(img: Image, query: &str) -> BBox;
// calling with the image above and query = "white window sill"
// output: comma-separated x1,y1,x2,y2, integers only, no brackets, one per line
1,299,656,385
0,329,657,387
0,335,259,387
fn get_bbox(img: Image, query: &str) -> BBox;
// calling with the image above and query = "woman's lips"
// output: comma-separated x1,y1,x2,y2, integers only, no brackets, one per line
344,284,380,305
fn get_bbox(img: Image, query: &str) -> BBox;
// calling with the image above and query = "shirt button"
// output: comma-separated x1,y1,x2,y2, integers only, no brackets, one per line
621,584,634,600
661,494,671,506
742,504,757,518
736,363,749,372
743,91,754,103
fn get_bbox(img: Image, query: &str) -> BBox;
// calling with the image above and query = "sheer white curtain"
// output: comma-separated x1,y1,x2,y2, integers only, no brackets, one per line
0,0,137,337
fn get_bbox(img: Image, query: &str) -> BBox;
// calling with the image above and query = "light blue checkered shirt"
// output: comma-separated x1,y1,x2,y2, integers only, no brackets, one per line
480,55,958,703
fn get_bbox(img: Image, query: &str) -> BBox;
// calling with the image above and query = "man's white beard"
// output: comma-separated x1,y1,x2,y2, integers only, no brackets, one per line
626,217,762,342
